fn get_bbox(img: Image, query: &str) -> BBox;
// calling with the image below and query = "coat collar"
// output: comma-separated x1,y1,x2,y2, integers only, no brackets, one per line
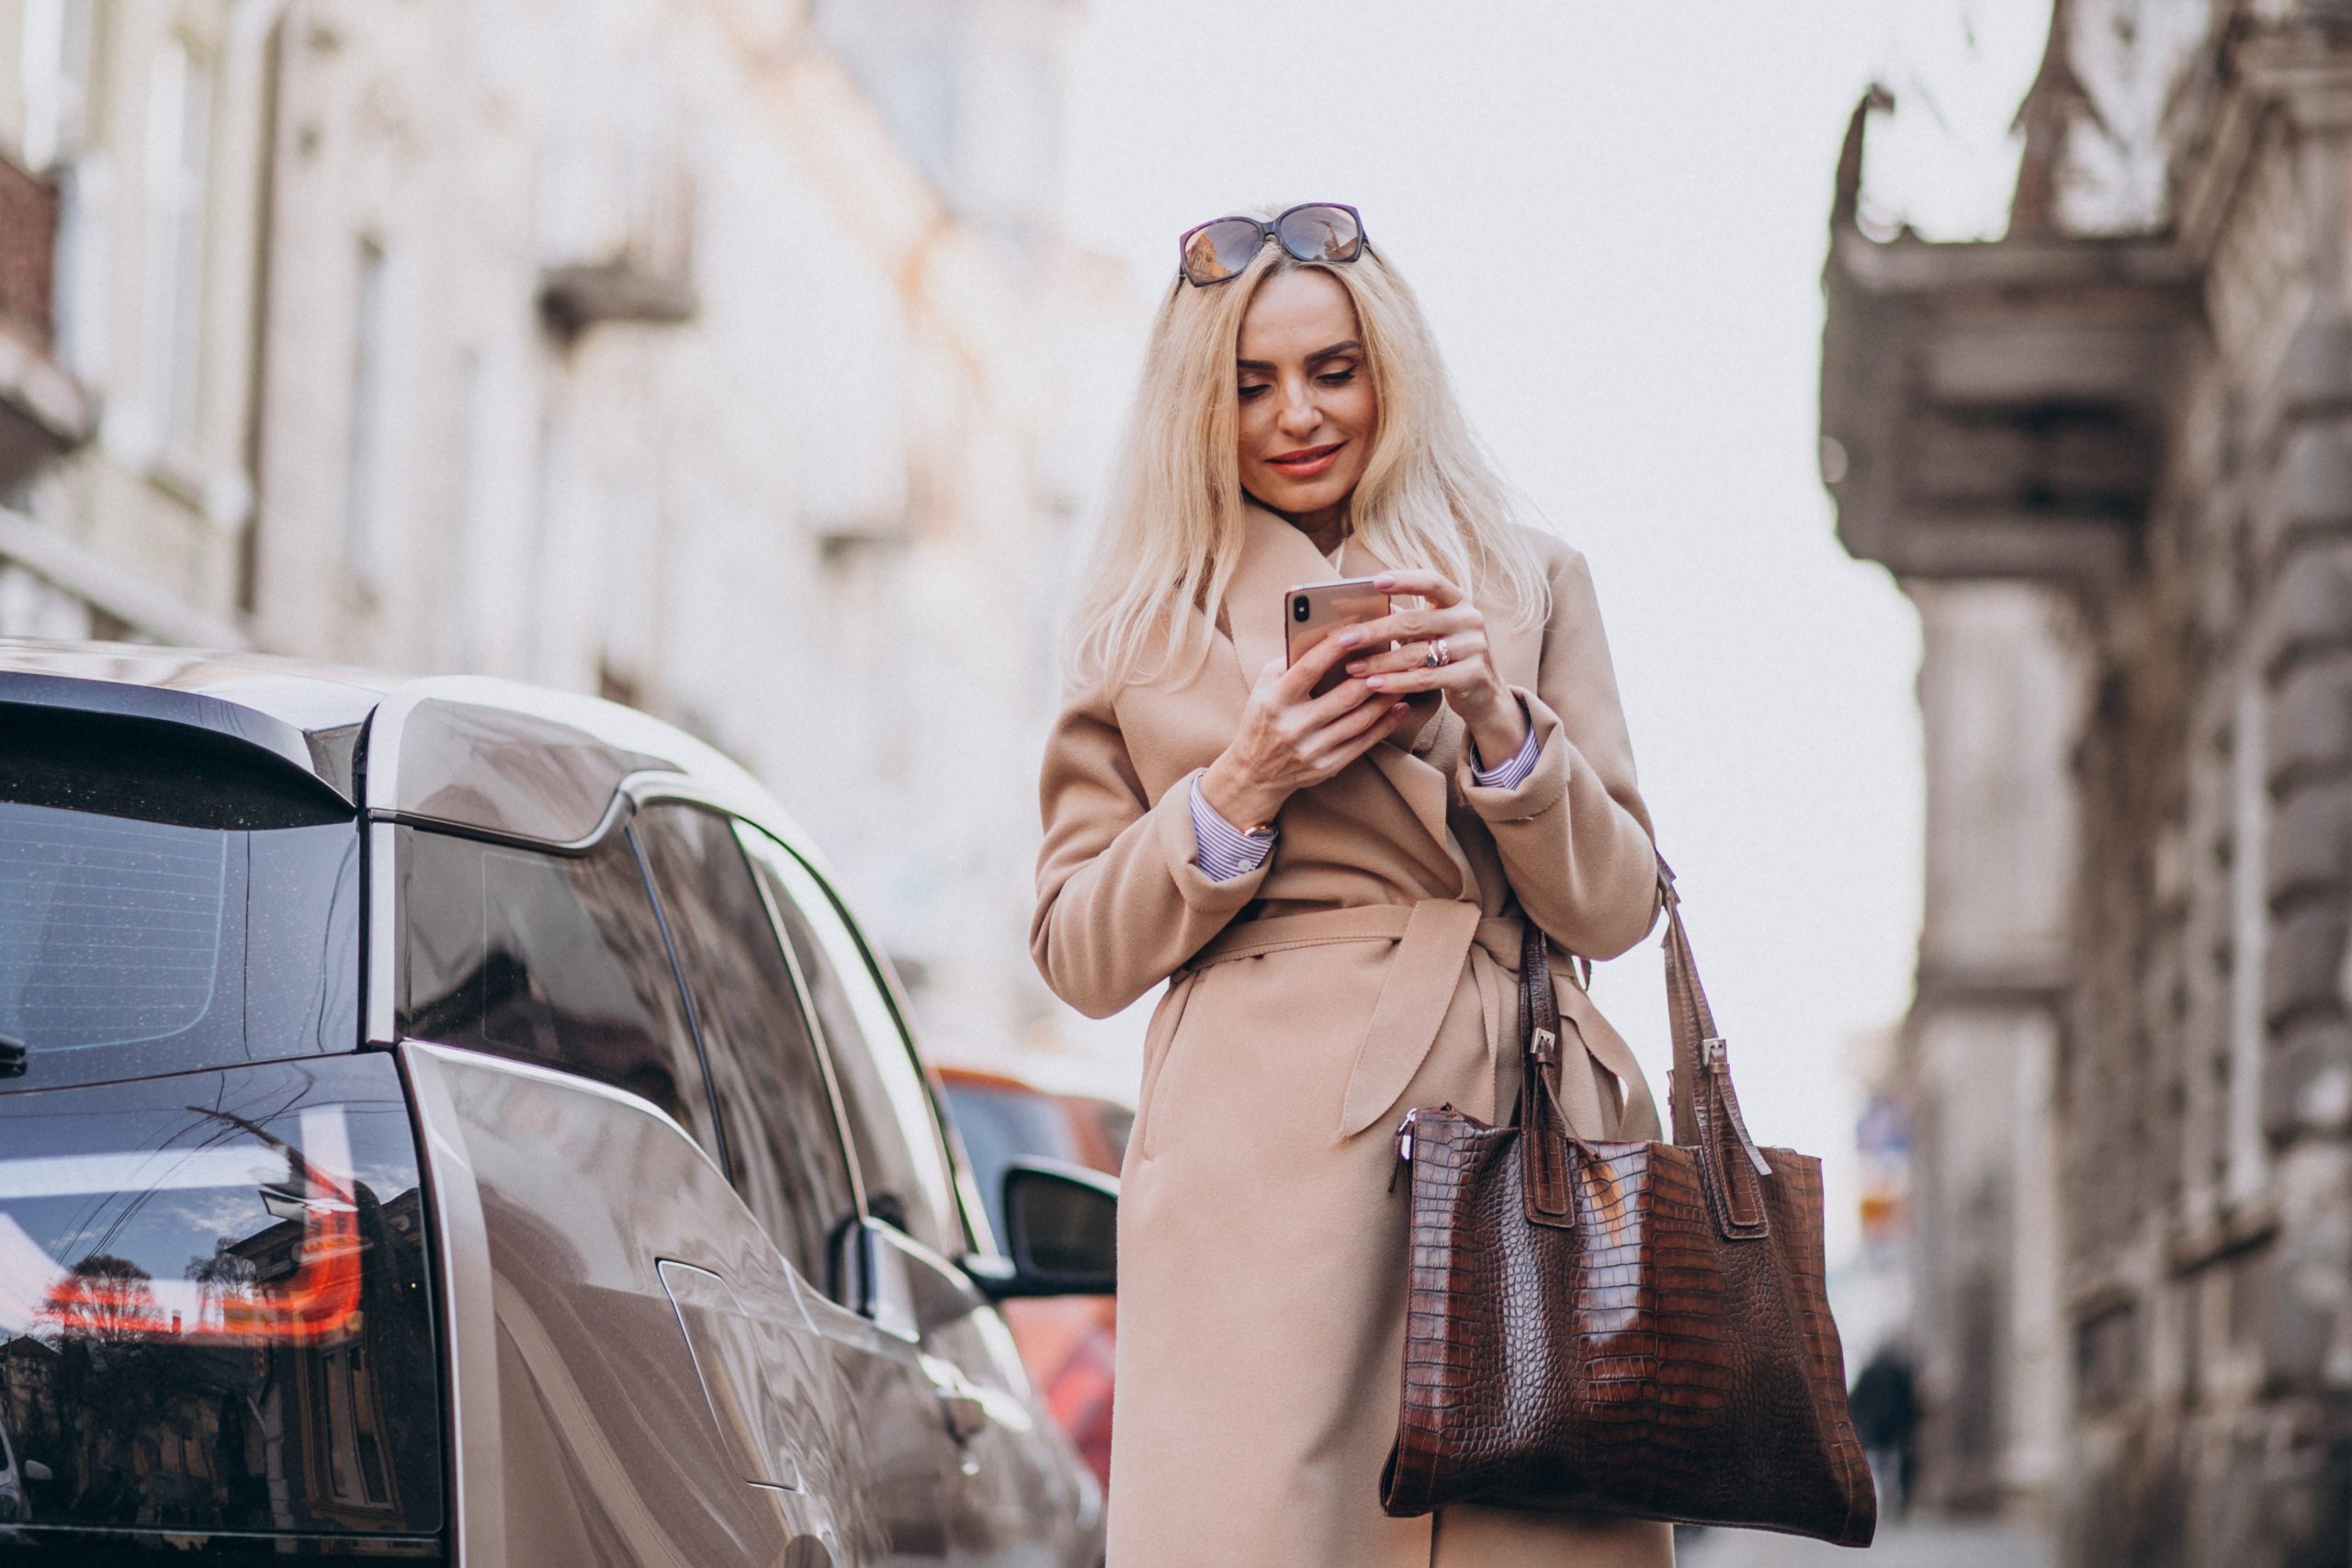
1224,504,1467,896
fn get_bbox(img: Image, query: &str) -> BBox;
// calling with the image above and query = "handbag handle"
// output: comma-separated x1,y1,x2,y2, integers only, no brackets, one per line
1516,858,1774,1241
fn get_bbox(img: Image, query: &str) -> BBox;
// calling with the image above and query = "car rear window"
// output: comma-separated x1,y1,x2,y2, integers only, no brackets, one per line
0,776,362,1094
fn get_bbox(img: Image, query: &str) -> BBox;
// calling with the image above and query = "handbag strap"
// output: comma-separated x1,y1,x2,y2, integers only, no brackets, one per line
1513,860,1774,1241
1657,860,1774,1240
1516,921,1577,1230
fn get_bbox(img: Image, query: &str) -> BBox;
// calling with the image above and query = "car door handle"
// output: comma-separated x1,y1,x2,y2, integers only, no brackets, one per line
937,1384,989,1443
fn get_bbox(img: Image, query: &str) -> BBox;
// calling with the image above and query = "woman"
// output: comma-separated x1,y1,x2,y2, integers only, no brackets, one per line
1032,203,1670,1567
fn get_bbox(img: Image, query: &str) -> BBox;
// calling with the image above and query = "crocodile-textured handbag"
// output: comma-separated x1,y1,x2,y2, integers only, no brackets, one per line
1380,864,1877,1547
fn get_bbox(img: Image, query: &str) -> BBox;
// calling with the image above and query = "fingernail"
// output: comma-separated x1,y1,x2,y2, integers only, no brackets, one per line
1366,676,1385,691
1373,574,1396,590
1337,628,1362,648
1346,660,1366,675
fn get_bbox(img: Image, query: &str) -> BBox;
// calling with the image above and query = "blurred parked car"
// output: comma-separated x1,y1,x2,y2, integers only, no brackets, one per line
938,1067,1130,1486
0,642,1114,1567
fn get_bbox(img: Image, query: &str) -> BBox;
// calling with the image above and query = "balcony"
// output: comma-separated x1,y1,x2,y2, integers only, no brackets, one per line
1816,85,2199,595
536,153,699,340
0,150,92,492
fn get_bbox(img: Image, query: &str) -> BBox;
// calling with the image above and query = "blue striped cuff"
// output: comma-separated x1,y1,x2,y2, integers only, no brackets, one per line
1188,774,1274,883
1469,710,1540,791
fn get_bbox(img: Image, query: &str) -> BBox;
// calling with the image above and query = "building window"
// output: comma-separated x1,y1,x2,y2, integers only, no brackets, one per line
344,240,390,588
143,35,213,449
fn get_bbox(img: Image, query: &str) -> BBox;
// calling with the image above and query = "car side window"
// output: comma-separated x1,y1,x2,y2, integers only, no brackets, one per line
395,824,720,1154
632,802,862,1293
736,827,967,1261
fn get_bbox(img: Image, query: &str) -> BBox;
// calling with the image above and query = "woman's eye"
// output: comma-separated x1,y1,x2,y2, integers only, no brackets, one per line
1238,383,1271,401
1317,367,1357,387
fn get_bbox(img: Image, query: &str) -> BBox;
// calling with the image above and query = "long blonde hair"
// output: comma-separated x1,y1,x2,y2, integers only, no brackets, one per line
1068,217,1549,688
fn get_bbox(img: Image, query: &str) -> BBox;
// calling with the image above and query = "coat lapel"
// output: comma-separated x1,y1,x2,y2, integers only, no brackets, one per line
1224,504,1331,687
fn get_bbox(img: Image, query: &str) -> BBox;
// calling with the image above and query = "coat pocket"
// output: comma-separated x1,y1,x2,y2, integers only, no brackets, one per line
1135,971,1202,1164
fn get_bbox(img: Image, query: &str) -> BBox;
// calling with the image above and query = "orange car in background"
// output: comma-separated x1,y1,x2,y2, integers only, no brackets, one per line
938,1066,1129,1488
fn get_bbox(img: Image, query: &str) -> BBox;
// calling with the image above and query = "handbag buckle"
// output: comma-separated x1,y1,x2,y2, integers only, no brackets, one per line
1702,1036,1727,1067
1531,1027,1558,1065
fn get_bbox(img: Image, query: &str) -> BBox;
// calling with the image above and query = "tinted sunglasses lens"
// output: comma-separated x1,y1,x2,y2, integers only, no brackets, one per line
1183,219,1266,284
1276,205,1362,263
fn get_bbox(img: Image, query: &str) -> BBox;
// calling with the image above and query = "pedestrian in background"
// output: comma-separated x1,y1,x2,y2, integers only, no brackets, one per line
1849,1341,1921,1520
1032,204,1670,1565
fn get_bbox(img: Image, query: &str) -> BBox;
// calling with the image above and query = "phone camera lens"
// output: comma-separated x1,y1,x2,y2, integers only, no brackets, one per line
1294,597,1309,621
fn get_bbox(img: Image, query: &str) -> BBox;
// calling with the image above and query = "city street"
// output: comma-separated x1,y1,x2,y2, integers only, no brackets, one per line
6,1,2352,1562
1681,1518,2053,1568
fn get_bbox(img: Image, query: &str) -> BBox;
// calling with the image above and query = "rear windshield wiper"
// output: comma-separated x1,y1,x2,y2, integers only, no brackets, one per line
0,1032,26,1077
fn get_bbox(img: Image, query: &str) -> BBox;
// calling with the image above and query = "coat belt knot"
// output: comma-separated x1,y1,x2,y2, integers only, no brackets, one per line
1183,900,1532,1141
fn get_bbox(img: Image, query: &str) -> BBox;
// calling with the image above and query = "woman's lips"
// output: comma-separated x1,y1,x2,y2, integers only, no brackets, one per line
1266,442,1343,480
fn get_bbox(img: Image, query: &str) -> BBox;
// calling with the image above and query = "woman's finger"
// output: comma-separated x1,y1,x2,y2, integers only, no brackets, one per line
1342,642,1434,678
1317,701,1413,774
1342,601,1476,651
1296,671,1385,728
1347,628,1487,680
1362,660,1485,697
1307,688,1406,750
1275,627,1361,702
1370,569,1465,608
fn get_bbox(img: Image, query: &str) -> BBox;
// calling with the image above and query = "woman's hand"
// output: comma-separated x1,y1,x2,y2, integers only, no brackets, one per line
1199,633,1412,829
1340,569,1530,768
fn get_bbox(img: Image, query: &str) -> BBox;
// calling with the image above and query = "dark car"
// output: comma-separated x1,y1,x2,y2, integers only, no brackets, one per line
0,641,1114,1566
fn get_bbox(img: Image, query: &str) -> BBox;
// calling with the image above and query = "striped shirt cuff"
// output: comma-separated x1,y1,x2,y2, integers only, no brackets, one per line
1469,709,1541,791
1188,774,1275,883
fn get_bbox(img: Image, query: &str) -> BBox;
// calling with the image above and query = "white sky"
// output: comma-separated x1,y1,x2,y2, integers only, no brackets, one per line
1055,1,2052,1259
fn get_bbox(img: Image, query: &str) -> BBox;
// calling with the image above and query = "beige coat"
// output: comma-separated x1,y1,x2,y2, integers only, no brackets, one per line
1032,504,1673,1568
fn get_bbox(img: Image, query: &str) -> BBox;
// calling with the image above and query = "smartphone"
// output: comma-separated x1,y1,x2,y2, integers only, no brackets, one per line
1285,578,1392,698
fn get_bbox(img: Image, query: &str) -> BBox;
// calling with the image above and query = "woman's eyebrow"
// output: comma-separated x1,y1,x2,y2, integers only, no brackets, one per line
1235,340,1363,373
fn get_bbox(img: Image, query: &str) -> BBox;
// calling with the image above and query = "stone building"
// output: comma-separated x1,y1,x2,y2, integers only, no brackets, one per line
1824,3,2352,1562
0,0,1132,1065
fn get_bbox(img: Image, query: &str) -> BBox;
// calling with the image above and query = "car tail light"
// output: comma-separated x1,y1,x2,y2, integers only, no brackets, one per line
0,1055,443,1552
15,1108,365,1347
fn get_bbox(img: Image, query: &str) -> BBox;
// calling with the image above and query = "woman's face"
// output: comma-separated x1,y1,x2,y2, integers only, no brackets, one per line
1234,267,1377,528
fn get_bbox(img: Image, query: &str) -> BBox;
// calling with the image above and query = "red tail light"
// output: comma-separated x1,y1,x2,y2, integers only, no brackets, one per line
19,1110,366,1347
0,1057,443,1546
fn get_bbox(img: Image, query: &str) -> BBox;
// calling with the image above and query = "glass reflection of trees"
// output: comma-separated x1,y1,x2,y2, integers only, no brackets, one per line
1,1179,435,1536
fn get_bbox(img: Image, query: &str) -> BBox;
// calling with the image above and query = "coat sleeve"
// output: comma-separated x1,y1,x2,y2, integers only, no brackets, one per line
1454,544,1660,959
1031,676,1270,1018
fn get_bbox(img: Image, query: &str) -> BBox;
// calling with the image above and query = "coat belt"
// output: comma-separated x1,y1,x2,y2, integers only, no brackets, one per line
1184,901,1538,1141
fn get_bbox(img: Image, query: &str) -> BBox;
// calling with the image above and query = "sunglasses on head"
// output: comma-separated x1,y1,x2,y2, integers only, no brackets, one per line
1177,203,1366,288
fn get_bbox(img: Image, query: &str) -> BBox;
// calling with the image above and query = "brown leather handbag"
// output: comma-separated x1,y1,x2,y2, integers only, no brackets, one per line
1380,864,1877,1547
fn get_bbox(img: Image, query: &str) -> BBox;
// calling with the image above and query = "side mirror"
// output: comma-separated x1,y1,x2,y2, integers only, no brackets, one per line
19,1461,48,1483
968,1158,1116,1300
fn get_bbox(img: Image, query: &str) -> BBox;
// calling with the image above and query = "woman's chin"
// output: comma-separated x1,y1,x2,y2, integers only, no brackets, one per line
1248,475,1353,521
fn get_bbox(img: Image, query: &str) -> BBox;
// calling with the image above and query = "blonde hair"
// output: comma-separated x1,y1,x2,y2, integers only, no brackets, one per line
1068,217,1549,688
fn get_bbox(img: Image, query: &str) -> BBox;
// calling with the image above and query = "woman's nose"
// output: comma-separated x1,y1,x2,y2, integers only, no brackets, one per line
1278,384,1320,436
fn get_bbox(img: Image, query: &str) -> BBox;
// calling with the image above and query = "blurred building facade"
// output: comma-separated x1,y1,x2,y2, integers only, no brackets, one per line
1824,3,2352,1562
0,0,1136,1066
